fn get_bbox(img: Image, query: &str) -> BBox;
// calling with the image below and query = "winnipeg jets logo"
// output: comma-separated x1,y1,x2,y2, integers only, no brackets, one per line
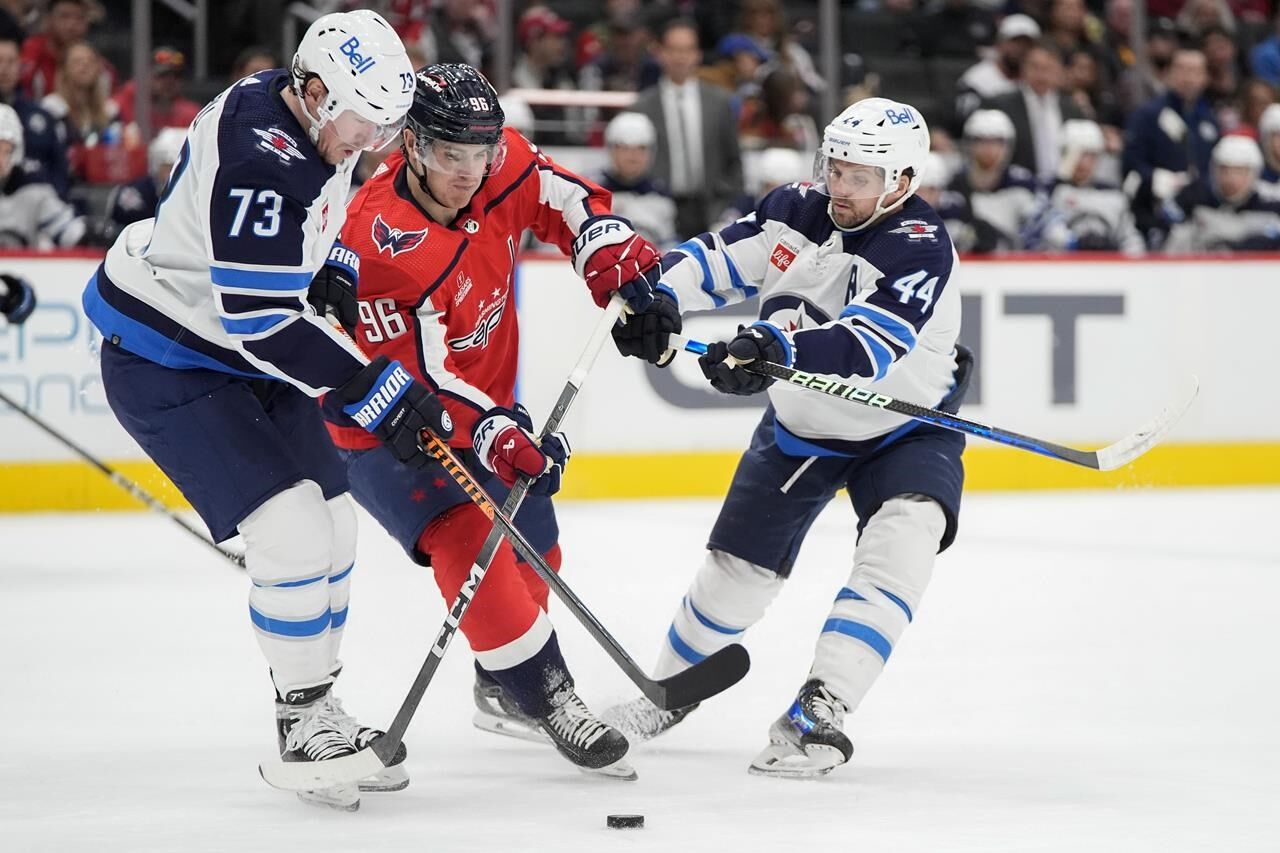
889,219,938,241
253,128,304,163
372,214,428,257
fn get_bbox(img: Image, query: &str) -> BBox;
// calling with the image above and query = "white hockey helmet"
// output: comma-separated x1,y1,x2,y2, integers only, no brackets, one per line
755,146,809,193
291,9,415,152
963,109,1016,142
0,103,24,172
1260,103,1280,140
919,151,952,189
814,97,930,228
148,127,186,175
1057,118,1104,181
605,111,656,148
1212,134,1264,173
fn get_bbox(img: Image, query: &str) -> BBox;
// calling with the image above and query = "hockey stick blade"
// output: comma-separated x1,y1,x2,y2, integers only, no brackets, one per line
1093,374,1199,471
258,746,387,793
649,643,750,710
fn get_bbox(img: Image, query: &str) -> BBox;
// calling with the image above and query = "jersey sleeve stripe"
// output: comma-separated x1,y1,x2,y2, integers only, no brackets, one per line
220,312,290,336
839,303,918,351
675,238,727,309
210,265,312,292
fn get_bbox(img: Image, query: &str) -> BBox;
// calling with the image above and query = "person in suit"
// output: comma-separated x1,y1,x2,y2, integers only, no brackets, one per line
631,17,743,238
983,41,1085,182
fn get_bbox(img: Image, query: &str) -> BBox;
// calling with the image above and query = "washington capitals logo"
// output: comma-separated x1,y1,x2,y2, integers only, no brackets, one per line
252,128,304,163
372,214,427,257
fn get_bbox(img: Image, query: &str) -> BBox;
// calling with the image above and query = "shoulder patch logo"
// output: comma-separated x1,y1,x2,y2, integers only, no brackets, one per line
888,219,939,241
253,127,304,163
460,218,480,235
372,214,428,257
770,242,797,272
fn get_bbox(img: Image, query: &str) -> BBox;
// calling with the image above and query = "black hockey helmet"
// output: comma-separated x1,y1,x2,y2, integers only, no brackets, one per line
407,63,505,147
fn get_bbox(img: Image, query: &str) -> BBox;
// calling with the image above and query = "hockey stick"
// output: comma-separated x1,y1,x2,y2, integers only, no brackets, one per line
0,386,246,567
671,334,1198,471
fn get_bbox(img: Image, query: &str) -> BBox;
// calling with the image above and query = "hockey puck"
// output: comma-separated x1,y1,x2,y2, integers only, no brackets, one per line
606,814,644,829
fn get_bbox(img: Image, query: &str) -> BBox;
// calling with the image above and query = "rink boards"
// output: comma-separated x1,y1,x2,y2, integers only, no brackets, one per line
0,252,1277,510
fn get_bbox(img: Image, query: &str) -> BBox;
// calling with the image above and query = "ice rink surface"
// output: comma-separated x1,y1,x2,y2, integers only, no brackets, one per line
2,488,1277,852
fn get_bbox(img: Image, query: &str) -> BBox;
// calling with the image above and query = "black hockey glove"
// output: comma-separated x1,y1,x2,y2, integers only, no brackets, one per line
699,321,794,396
309,242,360,336
612,285,681,367
337,356,454,469
0,273,35,325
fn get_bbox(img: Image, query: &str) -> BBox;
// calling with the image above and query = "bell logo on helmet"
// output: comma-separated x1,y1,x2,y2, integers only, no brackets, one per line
339,36,376,74
884,107,916,126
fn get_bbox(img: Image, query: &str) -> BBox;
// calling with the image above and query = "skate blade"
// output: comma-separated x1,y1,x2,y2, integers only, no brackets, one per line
473,710,550,744
296,786,360,811
357,764,409,793
747,743,841,779
578,758,638,781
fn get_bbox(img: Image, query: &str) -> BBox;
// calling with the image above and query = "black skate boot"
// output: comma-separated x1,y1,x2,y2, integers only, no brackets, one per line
473,667,547,744
275,684,361,811
602,696,699,743
320,663,409,792
748,679,853,779
537,692,636,780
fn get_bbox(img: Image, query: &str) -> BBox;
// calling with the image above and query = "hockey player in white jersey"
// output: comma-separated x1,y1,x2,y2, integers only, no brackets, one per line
1027,119,1145,254
611,97,972,777
1163,134,1280,252
0,103,89,248
81,11,449,810
948,109,1040,251
1255,104,1280,201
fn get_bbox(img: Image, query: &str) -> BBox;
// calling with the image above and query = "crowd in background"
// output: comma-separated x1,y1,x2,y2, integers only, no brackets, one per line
2,0,1280,253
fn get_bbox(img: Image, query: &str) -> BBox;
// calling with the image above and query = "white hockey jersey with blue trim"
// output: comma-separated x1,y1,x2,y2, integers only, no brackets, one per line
658,184,962,445
83,70,365,395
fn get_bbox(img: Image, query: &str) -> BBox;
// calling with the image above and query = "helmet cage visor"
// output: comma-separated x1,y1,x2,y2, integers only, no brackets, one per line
314,98,406,153
812,153,889,201
413,135,508,178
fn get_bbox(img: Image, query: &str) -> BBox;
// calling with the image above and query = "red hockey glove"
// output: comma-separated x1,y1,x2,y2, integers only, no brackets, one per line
570,214,660,311
472,404,571,495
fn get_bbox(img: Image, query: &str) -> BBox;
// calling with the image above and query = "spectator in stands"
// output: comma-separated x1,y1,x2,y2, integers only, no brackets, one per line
632,17,743,238
948,109,1041,252
105,126,182,236
229,46,277,84
499,94,535,140
1065,47,1124,129
113,47,201,135
919,149,983,251
597,112,676,248
1176,0,1237,43
0,34,69,198
1249,13,1280,86
20,0,92,99
956,14,1040,121
984,41,1086,181
512,5,579,145
910,0,997,59
580,14,660,100
40,40,118,148
1123,47,1219,239
1045,0,1105,66
0,0,26,43
737,0,824,95
411,0,495,73
0,102,87,248
1163,134,1280,251
699,33,768,112
1237,79,1277,138
711,145,808,231
738,66,819,152
1202,26,1243,115
1030,119,1145,253
1257,103,1280,197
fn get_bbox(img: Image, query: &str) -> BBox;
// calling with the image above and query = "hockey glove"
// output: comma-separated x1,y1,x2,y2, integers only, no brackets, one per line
472,403,571,496
612,283,681,367
309,242,360,336
0,273,35,325
570,214,660,312
337,356,454,469
700,322,794,396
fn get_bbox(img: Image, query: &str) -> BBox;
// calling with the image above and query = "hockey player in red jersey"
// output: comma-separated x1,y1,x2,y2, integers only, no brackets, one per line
321,64,660,779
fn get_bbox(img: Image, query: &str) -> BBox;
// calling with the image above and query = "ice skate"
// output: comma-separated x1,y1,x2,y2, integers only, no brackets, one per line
537,692,636,780
275,685,362,810
748,680,853,779
321,693,409,792
603,696,699,743
472,669,548,744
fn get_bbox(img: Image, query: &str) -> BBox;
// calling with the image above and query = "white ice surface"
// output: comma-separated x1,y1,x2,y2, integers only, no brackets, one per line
2,489,1278,852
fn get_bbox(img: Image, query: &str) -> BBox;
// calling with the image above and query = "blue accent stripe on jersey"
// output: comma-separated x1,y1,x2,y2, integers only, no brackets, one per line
724,249,758,298
877,587,913,622
822,618,892,662
685,597,743,635
253,573,326,589
857,329,895,381
870,418,922,452
774,418,852,458
840,303,918,349
666,624,707,665
835,587,866,602
83,274,267,377
329,564,353,585
330,606,348,630
220,312,290,336
675,238,727,308
211,265,312,292
249,606,331,638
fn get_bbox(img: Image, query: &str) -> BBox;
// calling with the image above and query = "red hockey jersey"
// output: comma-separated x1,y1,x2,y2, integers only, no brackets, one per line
325,128,611,450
